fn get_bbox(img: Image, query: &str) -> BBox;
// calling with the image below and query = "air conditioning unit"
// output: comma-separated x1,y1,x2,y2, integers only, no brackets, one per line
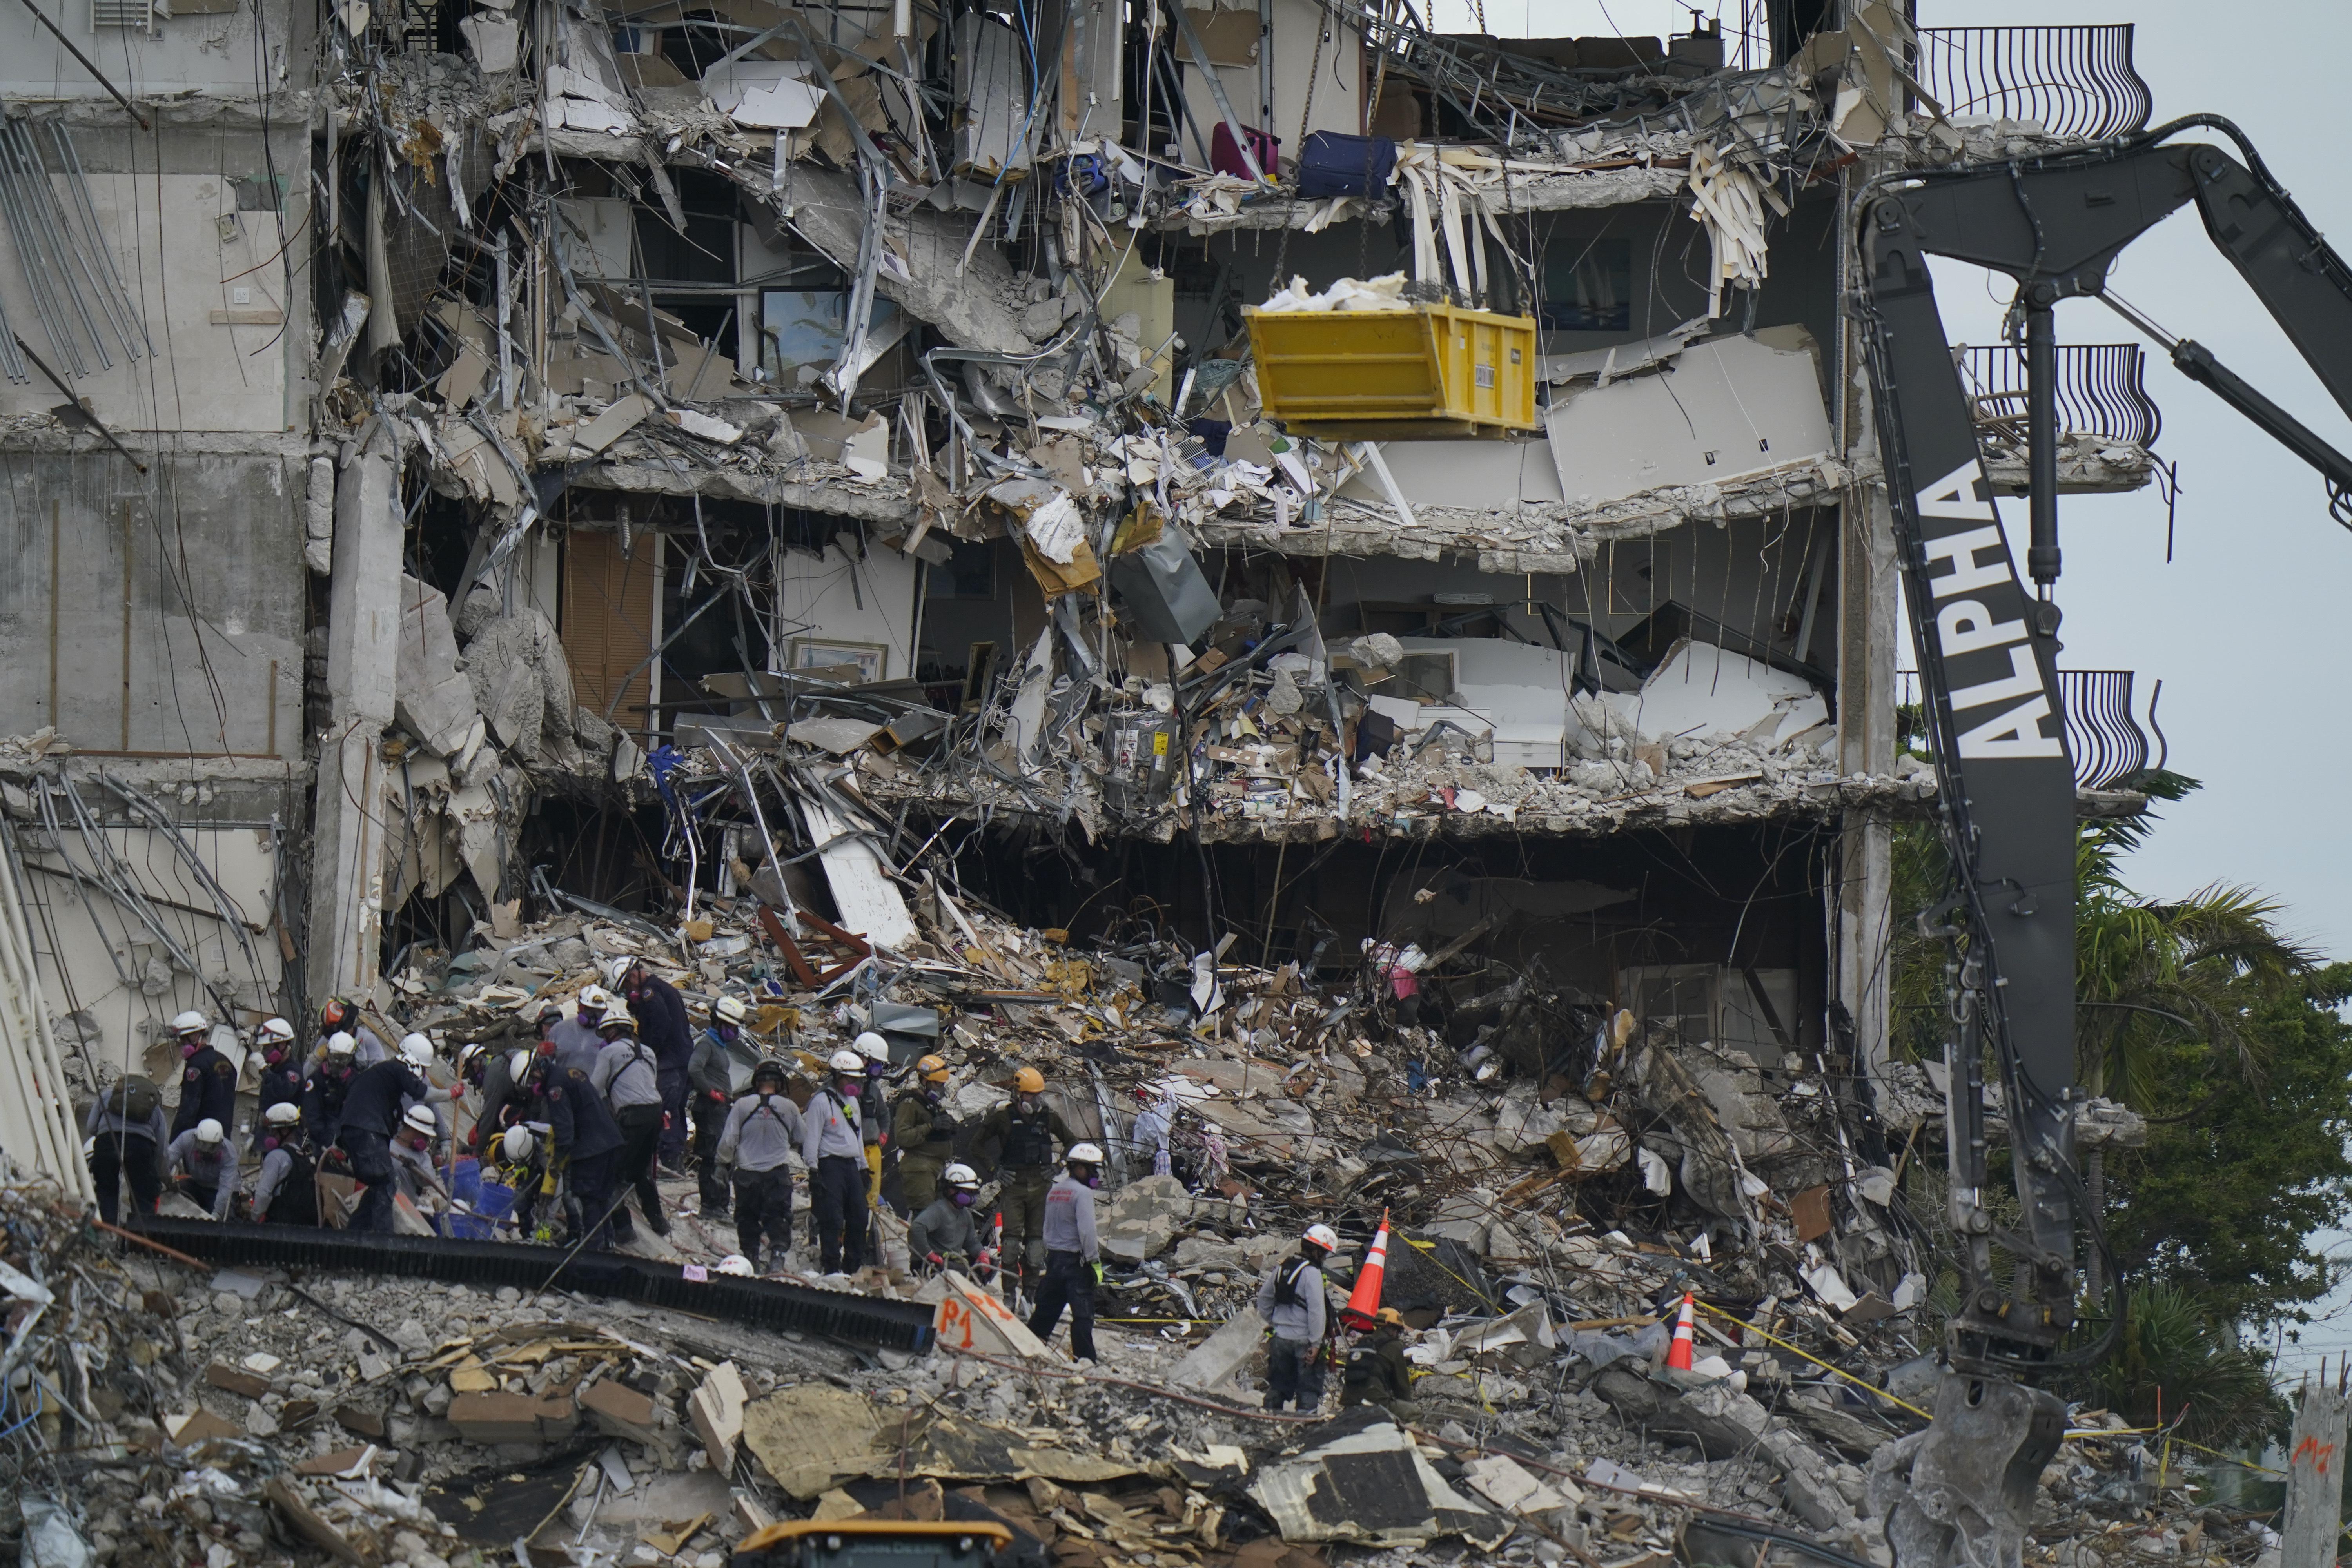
92,0,154,29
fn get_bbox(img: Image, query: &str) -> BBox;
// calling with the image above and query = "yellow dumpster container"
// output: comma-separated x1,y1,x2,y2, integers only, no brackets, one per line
1243,302,1539,439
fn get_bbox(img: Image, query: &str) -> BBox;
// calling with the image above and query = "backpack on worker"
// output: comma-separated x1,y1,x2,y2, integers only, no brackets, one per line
108,1075,160,1123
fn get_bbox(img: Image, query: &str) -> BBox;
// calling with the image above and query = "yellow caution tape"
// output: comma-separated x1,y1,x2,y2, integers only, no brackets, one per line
1687,1299,1935,1421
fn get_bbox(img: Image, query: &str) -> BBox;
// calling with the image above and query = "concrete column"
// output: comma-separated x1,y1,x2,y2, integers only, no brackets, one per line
2281,1376,2348,1568
305,425,402,1007
1835,459,1899,1076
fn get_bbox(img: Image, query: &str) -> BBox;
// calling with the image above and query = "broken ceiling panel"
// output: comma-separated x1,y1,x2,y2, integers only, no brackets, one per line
1545,329,1833,503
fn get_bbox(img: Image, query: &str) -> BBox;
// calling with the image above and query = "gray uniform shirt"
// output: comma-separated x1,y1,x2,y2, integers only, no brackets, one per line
591,1035,664,1111
717,1093,804,1172
1040,1172,1098,1259
85,1095,169,1150
547,1016,606,1078
800,1088,865,1163
1254,1255,1328,1343
164,1132,241,1219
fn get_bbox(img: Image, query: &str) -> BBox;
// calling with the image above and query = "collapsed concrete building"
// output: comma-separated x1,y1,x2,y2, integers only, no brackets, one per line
0,0,2170,1124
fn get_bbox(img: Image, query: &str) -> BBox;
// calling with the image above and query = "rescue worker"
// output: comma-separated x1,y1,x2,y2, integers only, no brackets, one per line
337,1035,454,1234
312,998,388,1067
716,1057,804,1272
301,1032,361,1151
974,1068,1076,1298
1256,1223,1339,1411
1339,1308,1419,1420
690,996,752,1218
168,1011,237,1141
251,1100,321,1225
165,1117,241,1220
462,1043,535,1155
590,1005,669,1238
398,1032,456,1146
1127,1088,1174,1178
252,1018,303,1148
909,1163,985,1275
800,1049,869,1275
1026,1142,1103,1362
499,1125,553,1236
85,1072,167,1224
542,1051,627,1250
610,956,695,1170
854,1031,892,1204
892,1055,958,1216
390,1104,452,1215
547,989,612,1076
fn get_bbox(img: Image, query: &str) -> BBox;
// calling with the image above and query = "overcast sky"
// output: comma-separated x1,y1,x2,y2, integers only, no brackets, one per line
1422,0,2352,1364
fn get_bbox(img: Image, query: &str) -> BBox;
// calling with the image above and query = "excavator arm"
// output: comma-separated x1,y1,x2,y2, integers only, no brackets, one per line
1853,118,2352,1568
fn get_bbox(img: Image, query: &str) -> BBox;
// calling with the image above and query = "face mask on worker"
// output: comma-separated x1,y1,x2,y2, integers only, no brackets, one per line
400,1130,430,1151
838,1078,862,1098
1074,1166,1099,1188
1016,1092,1039,1111
715,1024,739,1045
953,1190,976,1208
180,1037,204,1059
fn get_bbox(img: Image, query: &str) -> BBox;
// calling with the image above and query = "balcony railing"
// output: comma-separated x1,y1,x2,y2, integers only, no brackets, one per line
1898,668,2167,791
1960,343,2162,451
1914,24,2153,142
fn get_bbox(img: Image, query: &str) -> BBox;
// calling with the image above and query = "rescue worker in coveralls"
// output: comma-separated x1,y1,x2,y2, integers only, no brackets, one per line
251,1018,303,1151
1027,1142,1105,1363
609,955,695,1171
975,1068,1076,1303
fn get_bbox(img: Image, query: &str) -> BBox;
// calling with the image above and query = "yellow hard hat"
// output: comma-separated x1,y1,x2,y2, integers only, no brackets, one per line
917,1054,950,1084
1013,1067,1045,1094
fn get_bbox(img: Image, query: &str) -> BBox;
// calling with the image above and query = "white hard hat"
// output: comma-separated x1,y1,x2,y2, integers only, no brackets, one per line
944,1163,980,1189
402,1105,438,1137
194,1118,225,1144
264,1100,301,1126
713,995,751,1026
718,1254,756,1277
507,1049,531,1081
578,985,614,1013
258,1018,295,1045
603,955,639,986
854,1031,890,1062
829,1048,866,1073
456,1043,485,1071
502,1126,536,1163
326,1031,357,1058
172,1010,209,1036
1067,1142,1103,1165
399,1033,436,1069
1303,1223,1340,1252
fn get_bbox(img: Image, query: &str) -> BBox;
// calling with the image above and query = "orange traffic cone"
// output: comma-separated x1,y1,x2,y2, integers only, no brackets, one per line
1665,1293,1697,1371
1341,1209,1392,1330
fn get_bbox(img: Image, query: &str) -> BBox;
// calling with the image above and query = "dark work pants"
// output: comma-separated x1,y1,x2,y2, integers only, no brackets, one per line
1027,1249,1098,1361
1265,1336,1324,1411
693,1096,733,1211
90,1134,160,1225
733,1164,794,1268
614,1104,669,1236
569,1148,621,1249
657,1066,691,1165
344,1131,397,1234
811,1154,867,1274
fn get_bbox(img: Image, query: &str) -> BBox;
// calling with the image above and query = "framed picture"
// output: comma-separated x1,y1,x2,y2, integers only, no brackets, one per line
786,637,888,684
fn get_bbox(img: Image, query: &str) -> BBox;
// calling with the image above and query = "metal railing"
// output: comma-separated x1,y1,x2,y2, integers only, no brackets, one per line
1914,24,2152,142
1959,342,2162,451
1897,668,2167,791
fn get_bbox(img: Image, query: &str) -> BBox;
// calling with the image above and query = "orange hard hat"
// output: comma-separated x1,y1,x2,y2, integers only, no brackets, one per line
1013,1067,1045,1094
